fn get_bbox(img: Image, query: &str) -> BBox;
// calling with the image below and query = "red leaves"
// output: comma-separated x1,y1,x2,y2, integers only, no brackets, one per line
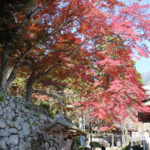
111,3,150,57
3,0,150,123
99,126,109,132
28,33,35,39
76,33,149,122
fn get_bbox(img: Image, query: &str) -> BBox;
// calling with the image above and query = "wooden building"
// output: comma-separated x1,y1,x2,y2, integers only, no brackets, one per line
42,114,86,150
138,98,150,123
101,124,138,147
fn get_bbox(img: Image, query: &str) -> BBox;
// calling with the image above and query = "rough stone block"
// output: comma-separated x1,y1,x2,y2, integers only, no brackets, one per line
0,129,8,136
9,128,18,134
9,135,19,145
0,138,7,150
49,147,57,150
0,106,3,116
23,123,30,135
0,118,6,128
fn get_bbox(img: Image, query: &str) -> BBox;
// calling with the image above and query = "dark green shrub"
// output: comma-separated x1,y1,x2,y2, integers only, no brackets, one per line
71,136,89,150
90,141,101,148
122,145,143,150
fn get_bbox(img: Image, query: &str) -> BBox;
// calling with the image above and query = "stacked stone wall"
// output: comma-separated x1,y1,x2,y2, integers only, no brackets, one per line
0,90,60,150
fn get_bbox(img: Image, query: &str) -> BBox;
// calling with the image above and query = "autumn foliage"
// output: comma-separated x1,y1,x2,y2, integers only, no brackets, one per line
0,0,150,121
76,36,149,121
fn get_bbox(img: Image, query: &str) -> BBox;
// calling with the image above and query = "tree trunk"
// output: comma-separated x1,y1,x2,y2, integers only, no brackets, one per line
26,79,34,101
0,49,9,90
125,125,129,146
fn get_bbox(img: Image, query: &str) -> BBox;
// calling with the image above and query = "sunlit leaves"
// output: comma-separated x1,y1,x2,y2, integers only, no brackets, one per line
1,0,150,123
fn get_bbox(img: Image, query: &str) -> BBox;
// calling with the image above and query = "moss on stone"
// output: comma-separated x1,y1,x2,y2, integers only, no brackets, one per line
0,92,6,101
12,116,17,121
31,139,41,150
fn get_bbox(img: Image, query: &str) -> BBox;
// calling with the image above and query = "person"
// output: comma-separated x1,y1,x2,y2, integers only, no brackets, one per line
101,143,106,150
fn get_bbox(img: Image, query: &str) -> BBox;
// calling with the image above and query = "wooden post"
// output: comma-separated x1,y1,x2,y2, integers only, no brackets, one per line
64,139,73,150
130,131,133,146
90,120,92,150
111,133,114,147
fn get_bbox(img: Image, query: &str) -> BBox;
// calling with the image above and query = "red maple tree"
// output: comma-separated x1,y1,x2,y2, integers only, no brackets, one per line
0,0,150,120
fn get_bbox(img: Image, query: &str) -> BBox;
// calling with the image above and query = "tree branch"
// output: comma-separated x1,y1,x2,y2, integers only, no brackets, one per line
68,38,89,59
7,21,67,87
33,38,90,81
17,1,50,33
34,90,73,109
7,2,80,87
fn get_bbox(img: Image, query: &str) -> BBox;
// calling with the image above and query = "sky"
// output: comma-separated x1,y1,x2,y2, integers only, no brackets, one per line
117,0,150,75
134,0,150,74
136,57,150,74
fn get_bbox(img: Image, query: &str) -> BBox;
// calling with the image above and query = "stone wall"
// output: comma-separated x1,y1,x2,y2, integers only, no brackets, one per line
0,90,60,150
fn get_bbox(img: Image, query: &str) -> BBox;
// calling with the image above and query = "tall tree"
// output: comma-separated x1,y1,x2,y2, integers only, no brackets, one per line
1,0,150,91
0,0,150,121
0,0,119,96
76,35,150,121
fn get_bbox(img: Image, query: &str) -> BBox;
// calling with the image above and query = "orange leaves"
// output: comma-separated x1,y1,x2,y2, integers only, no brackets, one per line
33,93,50,101
38,3,42,7
3,0,150,122
28,33,35,39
